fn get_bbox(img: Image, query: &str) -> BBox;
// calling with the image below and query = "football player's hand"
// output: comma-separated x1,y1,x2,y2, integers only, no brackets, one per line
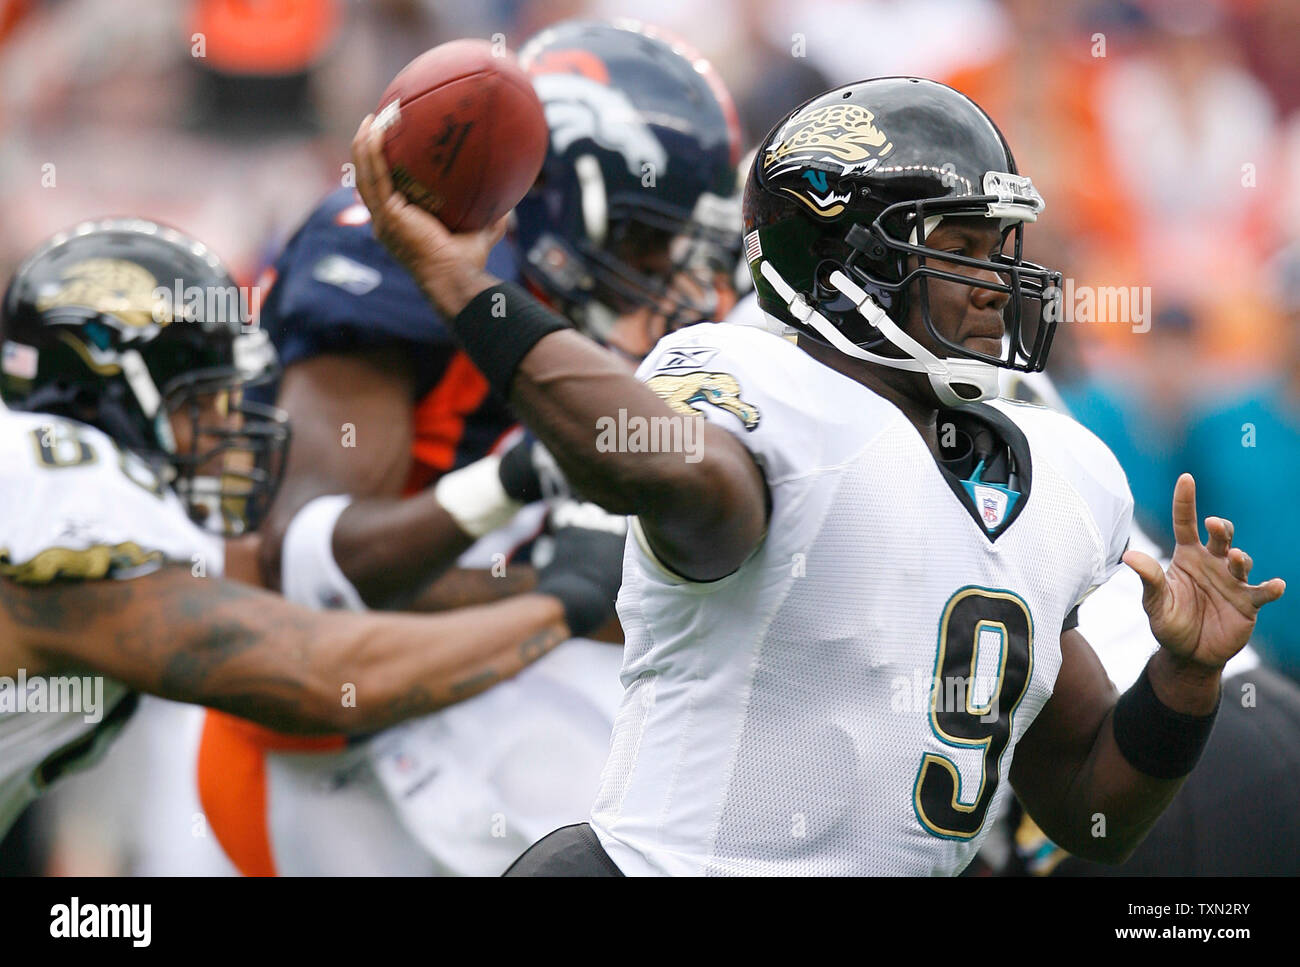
1123,473,1284,672
534,500,628,638
351,114,506,318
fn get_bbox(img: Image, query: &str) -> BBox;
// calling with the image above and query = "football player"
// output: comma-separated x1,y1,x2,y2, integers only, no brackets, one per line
0,218,621,839
196,20,743,875
351,76,1286,876
734,285,1300,876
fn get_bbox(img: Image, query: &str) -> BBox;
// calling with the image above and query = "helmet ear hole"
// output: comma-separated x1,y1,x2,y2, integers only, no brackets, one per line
813,261,855,312
811,261,894,349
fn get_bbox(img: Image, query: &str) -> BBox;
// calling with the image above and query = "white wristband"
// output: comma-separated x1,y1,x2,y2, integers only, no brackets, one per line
433,454,523,538
281,494,367,611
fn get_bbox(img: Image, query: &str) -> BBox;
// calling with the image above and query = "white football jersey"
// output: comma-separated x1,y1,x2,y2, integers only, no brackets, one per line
589,322,1132,876
263,497,624,876
361,504,624,874
0,405,223,835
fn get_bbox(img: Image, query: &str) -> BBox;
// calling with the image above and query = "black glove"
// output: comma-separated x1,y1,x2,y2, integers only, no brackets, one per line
498,433,572,505
534,500,627,637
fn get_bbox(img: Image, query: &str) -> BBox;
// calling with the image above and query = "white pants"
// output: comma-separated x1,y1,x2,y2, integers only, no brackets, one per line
200,639,624,876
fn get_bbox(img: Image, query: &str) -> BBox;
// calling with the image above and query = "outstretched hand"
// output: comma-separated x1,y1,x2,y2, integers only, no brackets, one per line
350,114,507,318
1123,473,1285,672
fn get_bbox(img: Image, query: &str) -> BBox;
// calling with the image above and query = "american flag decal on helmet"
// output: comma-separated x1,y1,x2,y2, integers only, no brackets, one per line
744,230,762,264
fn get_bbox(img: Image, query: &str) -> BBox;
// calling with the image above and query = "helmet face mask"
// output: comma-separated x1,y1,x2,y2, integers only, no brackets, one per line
744,78,1064,406
841,197,1061,373
574,208,736,342
159,357,289,537
1,218,291,536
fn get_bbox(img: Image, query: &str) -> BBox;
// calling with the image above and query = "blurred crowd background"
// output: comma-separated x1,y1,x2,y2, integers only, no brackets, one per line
1,0,1297,874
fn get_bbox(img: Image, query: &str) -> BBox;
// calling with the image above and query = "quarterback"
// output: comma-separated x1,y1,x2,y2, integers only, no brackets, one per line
352,77,1284,876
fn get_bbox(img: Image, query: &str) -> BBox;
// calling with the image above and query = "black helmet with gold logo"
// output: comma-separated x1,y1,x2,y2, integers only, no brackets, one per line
743,77,1062,407
1,218,290,535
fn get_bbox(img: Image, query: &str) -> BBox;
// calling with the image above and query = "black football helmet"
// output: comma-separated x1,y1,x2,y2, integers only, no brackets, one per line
1,218,290,535
515,19,742,343
743,77,1063,406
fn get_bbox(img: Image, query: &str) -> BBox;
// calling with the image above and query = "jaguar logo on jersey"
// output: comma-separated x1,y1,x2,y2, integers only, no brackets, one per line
762,104,894,218
644,371,760,431
36,258,169,331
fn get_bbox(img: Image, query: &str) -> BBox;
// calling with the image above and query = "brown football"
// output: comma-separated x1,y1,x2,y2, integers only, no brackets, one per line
374,39,548,231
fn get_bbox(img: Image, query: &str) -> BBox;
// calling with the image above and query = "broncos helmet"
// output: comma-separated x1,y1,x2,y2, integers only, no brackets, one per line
743,77,1063,406
515,19,742,343
0,218,290,536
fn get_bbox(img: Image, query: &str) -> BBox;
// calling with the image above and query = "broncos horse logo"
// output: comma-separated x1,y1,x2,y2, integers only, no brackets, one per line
762,104,895,218
531,72,668,178
644,371,761,431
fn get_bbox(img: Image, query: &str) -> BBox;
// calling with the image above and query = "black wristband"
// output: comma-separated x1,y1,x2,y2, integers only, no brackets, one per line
449,282,572,398
1112,665,1219,780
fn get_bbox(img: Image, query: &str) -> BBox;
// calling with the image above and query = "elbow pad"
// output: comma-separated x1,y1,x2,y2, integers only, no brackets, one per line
280,495,367,611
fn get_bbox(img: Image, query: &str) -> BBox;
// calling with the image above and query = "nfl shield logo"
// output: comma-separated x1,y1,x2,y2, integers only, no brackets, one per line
982,496,1000,525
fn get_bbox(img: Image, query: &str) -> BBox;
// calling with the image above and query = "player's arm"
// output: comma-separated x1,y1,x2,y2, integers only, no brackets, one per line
0,566,567,737
1011,474,1285,863
223,534,264,586
1011,629,1202,863
257,347,486,608
350,116,768,581
405,565,536,610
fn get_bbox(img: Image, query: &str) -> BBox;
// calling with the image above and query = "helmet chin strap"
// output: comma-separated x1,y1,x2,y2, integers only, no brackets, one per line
757,260,998,407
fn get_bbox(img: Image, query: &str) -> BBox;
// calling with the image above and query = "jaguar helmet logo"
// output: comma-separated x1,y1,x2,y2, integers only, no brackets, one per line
36,258,171,333
763,104,895,218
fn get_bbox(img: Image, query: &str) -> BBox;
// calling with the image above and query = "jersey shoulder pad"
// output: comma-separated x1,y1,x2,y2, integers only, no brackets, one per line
259,188,523,365
634,322,897,483
0,410,222,583
990,398,1133,580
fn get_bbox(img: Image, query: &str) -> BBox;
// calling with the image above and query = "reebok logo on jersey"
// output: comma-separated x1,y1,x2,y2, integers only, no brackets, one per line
653,346,719,373
312,255,382,295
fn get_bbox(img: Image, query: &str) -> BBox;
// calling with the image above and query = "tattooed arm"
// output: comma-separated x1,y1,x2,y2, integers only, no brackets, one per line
405,565,538,612
0,566,567,735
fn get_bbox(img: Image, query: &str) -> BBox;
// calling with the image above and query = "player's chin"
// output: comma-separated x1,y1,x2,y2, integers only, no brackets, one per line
961,336,1004,358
